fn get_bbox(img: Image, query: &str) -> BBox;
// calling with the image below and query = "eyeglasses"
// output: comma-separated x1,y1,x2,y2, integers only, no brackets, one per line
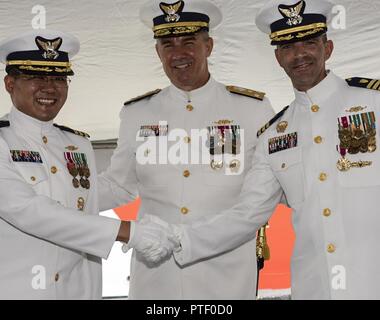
16,75,71,88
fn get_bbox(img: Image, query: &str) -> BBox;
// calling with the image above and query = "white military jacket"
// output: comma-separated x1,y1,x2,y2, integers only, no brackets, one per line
99,76,274,299
0,106,120,300
175,71,380,299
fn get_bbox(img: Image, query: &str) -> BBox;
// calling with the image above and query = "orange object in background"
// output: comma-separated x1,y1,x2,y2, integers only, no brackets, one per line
258,204,294,290
114,199,294,290
114,198,141,221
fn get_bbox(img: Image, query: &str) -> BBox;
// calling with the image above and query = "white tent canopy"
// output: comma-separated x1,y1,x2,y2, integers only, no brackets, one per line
0,0,379,140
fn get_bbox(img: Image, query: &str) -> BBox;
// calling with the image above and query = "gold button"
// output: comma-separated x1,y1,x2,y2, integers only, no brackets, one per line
55,273,60,282
323,208,331,217
183,170,190,178
327,244,336,253
186,104,194,112
42,136,48,144
314,136,323,144
184,136,191,144
281,163,286,169
181,207,189,214
311,105,320,112
144,149,151,156
30,176,36,182
319,173,327,181
51,166,58,174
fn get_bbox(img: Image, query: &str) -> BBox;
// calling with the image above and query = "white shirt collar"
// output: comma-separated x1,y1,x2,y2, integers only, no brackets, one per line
168,75,217,102
293,71,346,108
9,105,54,135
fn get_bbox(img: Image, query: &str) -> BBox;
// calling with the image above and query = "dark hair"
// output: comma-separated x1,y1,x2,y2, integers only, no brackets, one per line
321,33,328,43
6,67,23,77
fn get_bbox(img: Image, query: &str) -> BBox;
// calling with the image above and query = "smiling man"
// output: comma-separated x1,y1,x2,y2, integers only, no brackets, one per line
155,31,212,91
98,0,275,299
0,29,174,299
166,0,380,300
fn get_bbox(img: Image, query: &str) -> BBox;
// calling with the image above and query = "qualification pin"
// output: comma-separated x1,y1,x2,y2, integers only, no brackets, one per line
276,121,288,133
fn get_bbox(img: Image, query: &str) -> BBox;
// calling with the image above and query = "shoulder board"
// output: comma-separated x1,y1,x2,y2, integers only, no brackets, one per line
226,85,265,101
257,105,289,138
0,120,10,128
53,124,90,138
124,89,162,106
346,77,380,91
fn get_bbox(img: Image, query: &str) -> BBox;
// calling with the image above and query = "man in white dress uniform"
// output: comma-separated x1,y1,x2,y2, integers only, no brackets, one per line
98,0,275,299
0,29,173,299
168,0,380,299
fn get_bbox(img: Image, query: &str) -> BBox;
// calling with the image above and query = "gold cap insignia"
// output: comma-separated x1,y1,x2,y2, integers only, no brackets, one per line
278,0,305,26
35,36,62,60
160,1,184,23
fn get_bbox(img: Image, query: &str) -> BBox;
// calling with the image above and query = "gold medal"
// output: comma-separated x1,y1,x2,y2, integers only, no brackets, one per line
339,140,350,149
338,128,351,139
210,159,223,170
84,167,90,178
72,178,80,188
348,146,359,154
66,161,79,188
229,159,241,173
353,128,364,138
368,136,376,152
350,134,362,148
368,144,377,152
368,136,376,145
79,177,87,189
359,137,369,153
367,128,376,137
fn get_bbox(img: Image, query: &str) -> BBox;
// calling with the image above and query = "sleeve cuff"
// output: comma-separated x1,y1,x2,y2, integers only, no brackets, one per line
173,226,192,266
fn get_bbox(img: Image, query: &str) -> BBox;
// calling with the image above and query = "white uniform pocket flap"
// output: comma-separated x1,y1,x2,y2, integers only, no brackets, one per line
15,164,48,185
268,147,305,206
270,147,302,172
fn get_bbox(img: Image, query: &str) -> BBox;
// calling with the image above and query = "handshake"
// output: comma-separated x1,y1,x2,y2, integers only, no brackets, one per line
122,215,182,264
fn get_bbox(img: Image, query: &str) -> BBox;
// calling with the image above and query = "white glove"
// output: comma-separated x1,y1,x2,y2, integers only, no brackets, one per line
122,215,180,264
